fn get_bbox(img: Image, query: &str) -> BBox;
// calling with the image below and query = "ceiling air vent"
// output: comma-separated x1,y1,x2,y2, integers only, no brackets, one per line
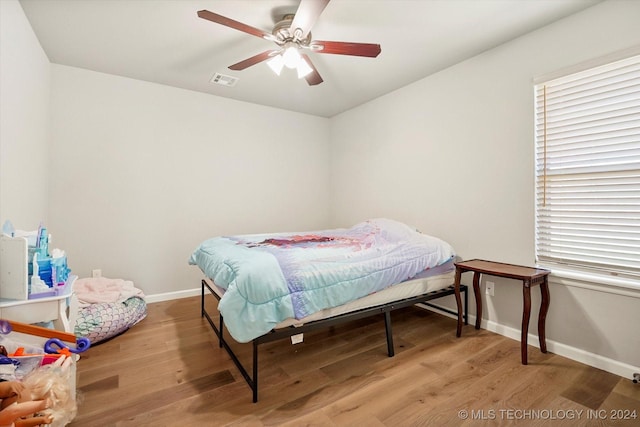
210,73,239,87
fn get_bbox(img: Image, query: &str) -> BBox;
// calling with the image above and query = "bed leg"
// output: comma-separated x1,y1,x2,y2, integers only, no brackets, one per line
454,269,464,337
219,314,224,348
201,280,205,317
252,341,258,403
384,311,395,357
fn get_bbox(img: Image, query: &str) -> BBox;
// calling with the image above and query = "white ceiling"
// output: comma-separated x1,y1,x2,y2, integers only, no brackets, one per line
20,0,602,118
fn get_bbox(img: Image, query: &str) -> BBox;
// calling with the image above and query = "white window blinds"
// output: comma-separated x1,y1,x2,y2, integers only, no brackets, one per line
534,54,640,278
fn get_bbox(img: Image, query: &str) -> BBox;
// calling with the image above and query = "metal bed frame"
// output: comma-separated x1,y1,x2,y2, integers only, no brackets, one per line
201,279,468,402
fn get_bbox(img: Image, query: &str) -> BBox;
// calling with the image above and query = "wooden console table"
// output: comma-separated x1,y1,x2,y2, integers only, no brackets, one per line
453,259,550,365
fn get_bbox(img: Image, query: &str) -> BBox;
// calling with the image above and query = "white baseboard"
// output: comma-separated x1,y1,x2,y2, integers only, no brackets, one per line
419,303,640,382
145,287,200,304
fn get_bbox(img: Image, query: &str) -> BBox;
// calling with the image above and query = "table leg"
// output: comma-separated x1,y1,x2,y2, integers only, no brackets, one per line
473,272,482,330
538,277,550,353
521,283,531,365
53,298,72,333
454,267,463,337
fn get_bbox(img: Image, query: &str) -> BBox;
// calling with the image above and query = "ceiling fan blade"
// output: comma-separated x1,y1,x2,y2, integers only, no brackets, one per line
290,0,330,39
311,41,381,57
229,50,279,71
301,54,323,86
197,10,273,40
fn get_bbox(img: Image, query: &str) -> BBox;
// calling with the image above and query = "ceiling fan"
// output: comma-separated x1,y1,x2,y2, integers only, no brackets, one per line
197,0,381,86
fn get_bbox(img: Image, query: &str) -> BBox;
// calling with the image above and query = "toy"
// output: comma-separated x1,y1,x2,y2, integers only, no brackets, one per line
0,355,75,427
44,338,90,356
0,381,52,427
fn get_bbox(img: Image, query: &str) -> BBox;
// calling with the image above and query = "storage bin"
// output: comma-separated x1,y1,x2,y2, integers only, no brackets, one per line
3,321,78,410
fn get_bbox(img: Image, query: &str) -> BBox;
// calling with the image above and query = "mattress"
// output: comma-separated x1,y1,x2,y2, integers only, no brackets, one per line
203,259,455,330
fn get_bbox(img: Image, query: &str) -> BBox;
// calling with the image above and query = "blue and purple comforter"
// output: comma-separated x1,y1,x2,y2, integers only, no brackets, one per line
189,218,455,342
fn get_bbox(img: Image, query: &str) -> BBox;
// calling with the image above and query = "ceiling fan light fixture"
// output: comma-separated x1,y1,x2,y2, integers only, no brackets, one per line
282,45,302,69
267,54,285,75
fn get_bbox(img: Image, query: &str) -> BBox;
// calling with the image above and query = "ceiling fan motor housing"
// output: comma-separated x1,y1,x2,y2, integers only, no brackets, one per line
272,14,312,46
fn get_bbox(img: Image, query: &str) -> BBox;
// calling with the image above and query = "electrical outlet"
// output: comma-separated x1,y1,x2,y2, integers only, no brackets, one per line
92,269,102,278
486,281,495,297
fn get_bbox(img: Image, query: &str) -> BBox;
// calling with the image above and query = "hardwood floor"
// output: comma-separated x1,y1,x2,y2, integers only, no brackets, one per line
69,296,640,426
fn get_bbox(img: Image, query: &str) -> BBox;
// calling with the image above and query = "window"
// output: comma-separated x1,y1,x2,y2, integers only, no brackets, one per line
534,54,640,284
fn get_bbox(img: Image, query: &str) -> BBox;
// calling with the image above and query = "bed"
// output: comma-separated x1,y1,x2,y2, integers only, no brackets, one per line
189,218,468,402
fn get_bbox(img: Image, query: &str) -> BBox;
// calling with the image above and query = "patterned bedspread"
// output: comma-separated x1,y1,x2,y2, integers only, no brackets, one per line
189,218,455,342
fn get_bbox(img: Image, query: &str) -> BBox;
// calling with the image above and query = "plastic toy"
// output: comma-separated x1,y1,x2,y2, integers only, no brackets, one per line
0,355,75,427
0,381,52,427
43,337,90,355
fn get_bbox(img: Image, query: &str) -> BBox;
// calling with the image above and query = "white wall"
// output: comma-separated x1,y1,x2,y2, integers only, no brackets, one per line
0,0,50,228
330,0,640,374
48,65,330,296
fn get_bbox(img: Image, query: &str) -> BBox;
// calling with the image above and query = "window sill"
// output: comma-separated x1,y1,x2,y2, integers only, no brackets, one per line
539,265,640,299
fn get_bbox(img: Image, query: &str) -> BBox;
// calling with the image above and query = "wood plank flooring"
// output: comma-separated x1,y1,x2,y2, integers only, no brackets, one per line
68,296,640,426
